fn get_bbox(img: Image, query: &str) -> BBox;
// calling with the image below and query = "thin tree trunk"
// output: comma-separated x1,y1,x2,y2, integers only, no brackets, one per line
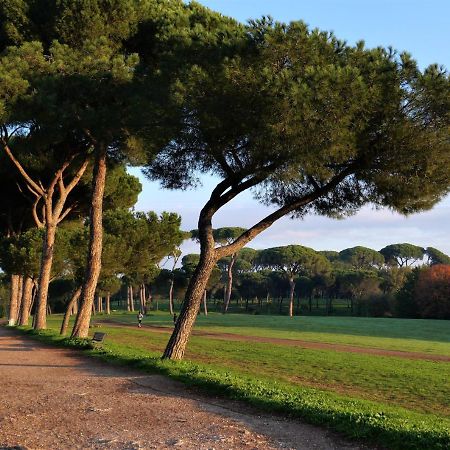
130,285,135,312
16,276,23,319
34,223,57,330
97,296,102,313
60,287,82,335
106,292,111,314
223,253,236,314
127,285,131,311
18,276,33,326
162,251,216,360
203,289,208,316
168,278,174,315
71,145,107,338
289,278,295,317
8,274,20,326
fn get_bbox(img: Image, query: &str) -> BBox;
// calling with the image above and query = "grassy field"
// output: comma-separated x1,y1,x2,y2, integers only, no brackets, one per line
17,311,450,449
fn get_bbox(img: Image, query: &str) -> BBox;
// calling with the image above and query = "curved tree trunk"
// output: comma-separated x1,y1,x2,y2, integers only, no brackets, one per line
34,223,57,330
8,274,20,326
223,253,236,314
162,251,216,360
60,287,82,335
289,278,295,317
71,145,107,338
18,276,34,326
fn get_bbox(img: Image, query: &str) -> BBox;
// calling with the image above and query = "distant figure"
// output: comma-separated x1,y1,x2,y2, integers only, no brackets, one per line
173,313,177,325
137,311,143,328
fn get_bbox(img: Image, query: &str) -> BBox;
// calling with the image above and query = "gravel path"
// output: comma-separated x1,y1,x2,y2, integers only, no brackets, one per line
0,326,373,450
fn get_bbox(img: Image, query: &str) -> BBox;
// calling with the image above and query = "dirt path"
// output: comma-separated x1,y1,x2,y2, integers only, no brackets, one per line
0,327,372,450
100,320,450,362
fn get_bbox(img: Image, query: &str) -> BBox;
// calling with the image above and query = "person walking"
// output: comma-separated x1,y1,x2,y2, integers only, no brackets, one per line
137,311,143,328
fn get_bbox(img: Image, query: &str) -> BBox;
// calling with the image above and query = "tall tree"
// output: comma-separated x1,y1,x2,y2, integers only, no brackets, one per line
259,245,330,317
425,247,450,266
380,243,425,267
147,19,450,359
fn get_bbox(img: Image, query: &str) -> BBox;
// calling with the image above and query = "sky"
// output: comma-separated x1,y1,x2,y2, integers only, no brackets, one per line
130,0,450,257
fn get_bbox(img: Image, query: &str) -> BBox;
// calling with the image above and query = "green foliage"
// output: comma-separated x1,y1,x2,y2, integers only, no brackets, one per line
103,208,186,285
259,245,331,280
395,269,421,318
339,246,384,270
426,247,450,266
380,243,425,267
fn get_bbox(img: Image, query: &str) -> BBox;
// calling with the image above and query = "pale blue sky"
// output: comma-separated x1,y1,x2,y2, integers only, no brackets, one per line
131,1,450,257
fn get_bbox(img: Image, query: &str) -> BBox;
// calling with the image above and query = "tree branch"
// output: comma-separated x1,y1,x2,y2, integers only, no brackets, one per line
1,138,45,196
216,165,356,258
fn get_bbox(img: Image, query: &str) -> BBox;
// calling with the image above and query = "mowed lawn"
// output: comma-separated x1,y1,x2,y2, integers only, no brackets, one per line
48,312,450,418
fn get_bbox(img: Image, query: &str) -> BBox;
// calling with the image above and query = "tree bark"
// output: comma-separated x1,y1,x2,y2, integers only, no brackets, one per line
289,278,295,317
106,292,111,314
203,289,208,316
8,274,20,326
223,253,236,314
18,276,34,326
130,285,135,311
162,251,216,360
34,222,57,330
71,145,107,338
60,287,82,335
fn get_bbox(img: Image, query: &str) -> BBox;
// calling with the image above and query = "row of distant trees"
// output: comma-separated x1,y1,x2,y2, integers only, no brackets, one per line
150,236,450,320
1,1,448,359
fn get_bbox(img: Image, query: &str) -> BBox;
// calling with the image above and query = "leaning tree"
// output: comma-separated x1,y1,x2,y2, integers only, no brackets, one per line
145,18,450,359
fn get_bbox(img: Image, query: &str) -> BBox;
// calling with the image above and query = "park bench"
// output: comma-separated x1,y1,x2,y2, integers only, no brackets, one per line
92,332,106,346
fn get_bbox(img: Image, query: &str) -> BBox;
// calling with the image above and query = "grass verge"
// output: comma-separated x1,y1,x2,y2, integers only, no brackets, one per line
10,325,450,450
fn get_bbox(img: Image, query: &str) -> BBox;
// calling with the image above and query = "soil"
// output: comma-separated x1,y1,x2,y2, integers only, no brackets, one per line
99,319,450,362
0,326,374,450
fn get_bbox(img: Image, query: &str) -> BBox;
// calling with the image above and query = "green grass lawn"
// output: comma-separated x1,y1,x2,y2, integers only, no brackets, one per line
105,310,450,356
20,312,450,449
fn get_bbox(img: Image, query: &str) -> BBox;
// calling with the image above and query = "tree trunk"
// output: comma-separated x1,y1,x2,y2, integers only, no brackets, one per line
223,253,236,314
162,252,216,360
106,292,111,315
168,278,174,315
130,285,135,312
16,276,23,318
18,276,34,326
203,289,208,316
60,287,82,335
289,278,295,317
71,145,107,338
97,296,102,313
8,274,20,326
34,223,57,330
